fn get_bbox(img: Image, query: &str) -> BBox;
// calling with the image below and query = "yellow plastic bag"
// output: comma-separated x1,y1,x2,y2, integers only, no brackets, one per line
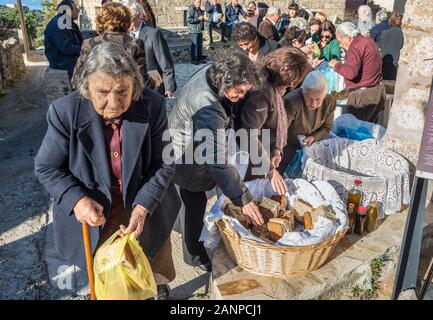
94,231,157,300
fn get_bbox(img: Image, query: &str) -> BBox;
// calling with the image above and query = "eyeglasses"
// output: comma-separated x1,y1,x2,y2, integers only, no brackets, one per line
320,34,332,40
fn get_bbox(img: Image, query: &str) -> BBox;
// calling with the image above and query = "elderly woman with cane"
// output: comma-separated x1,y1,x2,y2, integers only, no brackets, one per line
34,42,180,299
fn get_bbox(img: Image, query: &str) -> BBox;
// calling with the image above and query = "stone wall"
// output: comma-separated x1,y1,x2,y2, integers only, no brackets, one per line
384,0,433,172
0,30,26,91
80,0,352,30
43,68,73,106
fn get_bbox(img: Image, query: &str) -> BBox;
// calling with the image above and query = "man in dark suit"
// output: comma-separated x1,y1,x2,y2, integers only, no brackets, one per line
129,2,177,98
205,0,227,43
44,0,83,77
34,43,181,299
258,5,281,41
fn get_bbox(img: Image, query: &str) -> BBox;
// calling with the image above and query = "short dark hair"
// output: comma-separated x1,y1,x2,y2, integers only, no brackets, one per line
280,26,306,46
288,3,299,11
208,49,262,97
57,0,74,11
318,20,336,39
232,22,259,43
264,47,311,88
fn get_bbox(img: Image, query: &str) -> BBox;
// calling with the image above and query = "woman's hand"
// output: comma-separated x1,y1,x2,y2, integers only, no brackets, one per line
119,205,148,239
73,196,106,227
304,136,315,146
312,59,324,68
242,201,264,226
147,70,163,88
268,168,289,195
301,45,312,55
270,148,282,169
328,59,339,68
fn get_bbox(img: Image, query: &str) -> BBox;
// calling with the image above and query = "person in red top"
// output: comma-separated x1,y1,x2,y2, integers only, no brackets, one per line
329,22,386,123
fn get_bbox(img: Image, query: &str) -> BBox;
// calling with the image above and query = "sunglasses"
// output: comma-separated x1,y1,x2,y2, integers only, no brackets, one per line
320,34,332,40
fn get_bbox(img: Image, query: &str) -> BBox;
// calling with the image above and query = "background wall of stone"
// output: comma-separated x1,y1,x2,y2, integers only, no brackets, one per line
0,30,26,90
80,0,356,30
384,0,433,172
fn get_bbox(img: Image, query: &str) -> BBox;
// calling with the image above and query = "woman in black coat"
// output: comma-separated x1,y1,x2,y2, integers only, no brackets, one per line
35,43,180,298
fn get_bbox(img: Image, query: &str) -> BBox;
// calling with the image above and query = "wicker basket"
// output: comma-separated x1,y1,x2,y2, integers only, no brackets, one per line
216,218,348,278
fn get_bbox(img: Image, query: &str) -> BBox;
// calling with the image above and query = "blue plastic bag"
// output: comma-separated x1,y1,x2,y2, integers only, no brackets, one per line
334,126,373,141
315,61,345,93
332,114,386,141
316,61,334,94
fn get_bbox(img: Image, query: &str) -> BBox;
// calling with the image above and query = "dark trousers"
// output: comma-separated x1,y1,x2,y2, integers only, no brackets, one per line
191,32,203,61
178,187,210,267
347,83,386,123
208,21,227,42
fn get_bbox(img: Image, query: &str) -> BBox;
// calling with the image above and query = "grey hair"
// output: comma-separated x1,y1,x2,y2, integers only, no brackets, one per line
336,22,360,38
358,5,372,16
301,71,328,93
75,42,144,101
376,9,388,22
288,17,308,31
266,6,279,17
123,0,143,18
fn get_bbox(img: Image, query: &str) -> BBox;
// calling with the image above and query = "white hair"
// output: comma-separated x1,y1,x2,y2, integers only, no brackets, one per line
336,22,360,38
266,6,279,17
358,5,372,16
288,17,308,31
123,0,143,18
75,42,144,101
301,71,328,93
376,9,388,22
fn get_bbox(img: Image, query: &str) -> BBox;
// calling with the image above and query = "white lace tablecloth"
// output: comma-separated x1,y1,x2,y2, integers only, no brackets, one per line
302,138,410,216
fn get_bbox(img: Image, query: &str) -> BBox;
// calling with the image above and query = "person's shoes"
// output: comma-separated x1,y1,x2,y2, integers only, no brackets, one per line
198,261,212,272
221,38,227,43
191,60,200,65
155,284,170,300
199,59,207,64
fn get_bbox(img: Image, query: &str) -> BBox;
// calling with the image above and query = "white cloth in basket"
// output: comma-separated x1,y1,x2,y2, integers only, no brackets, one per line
302,138,410,216
200,178,348,251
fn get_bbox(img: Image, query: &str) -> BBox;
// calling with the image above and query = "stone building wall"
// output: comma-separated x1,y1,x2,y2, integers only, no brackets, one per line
384,0,433,171
0,30,26,90
80,0,353,30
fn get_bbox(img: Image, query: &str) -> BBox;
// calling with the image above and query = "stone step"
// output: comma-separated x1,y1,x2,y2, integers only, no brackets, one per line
211,210,408,300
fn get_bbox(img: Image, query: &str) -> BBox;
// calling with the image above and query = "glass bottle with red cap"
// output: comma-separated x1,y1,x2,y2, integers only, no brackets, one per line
346,179,363,233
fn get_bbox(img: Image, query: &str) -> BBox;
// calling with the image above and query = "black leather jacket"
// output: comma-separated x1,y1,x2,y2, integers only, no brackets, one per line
168,66,252,206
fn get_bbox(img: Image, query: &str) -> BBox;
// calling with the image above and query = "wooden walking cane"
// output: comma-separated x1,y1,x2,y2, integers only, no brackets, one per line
82,223,96,300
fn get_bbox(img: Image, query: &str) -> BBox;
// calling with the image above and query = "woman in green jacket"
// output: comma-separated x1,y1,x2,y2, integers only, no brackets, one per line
312,20,341,62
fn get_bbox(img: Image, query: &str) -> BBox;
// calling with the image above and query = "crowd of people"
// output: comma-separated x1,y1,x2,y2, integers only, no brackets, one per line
38,0,405,299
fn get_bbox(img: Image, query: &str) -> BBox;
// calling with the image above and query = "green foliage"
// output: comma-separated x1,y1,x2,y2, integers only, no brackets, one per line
0,6,44,40
351,255,387,300
41,0,60,21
